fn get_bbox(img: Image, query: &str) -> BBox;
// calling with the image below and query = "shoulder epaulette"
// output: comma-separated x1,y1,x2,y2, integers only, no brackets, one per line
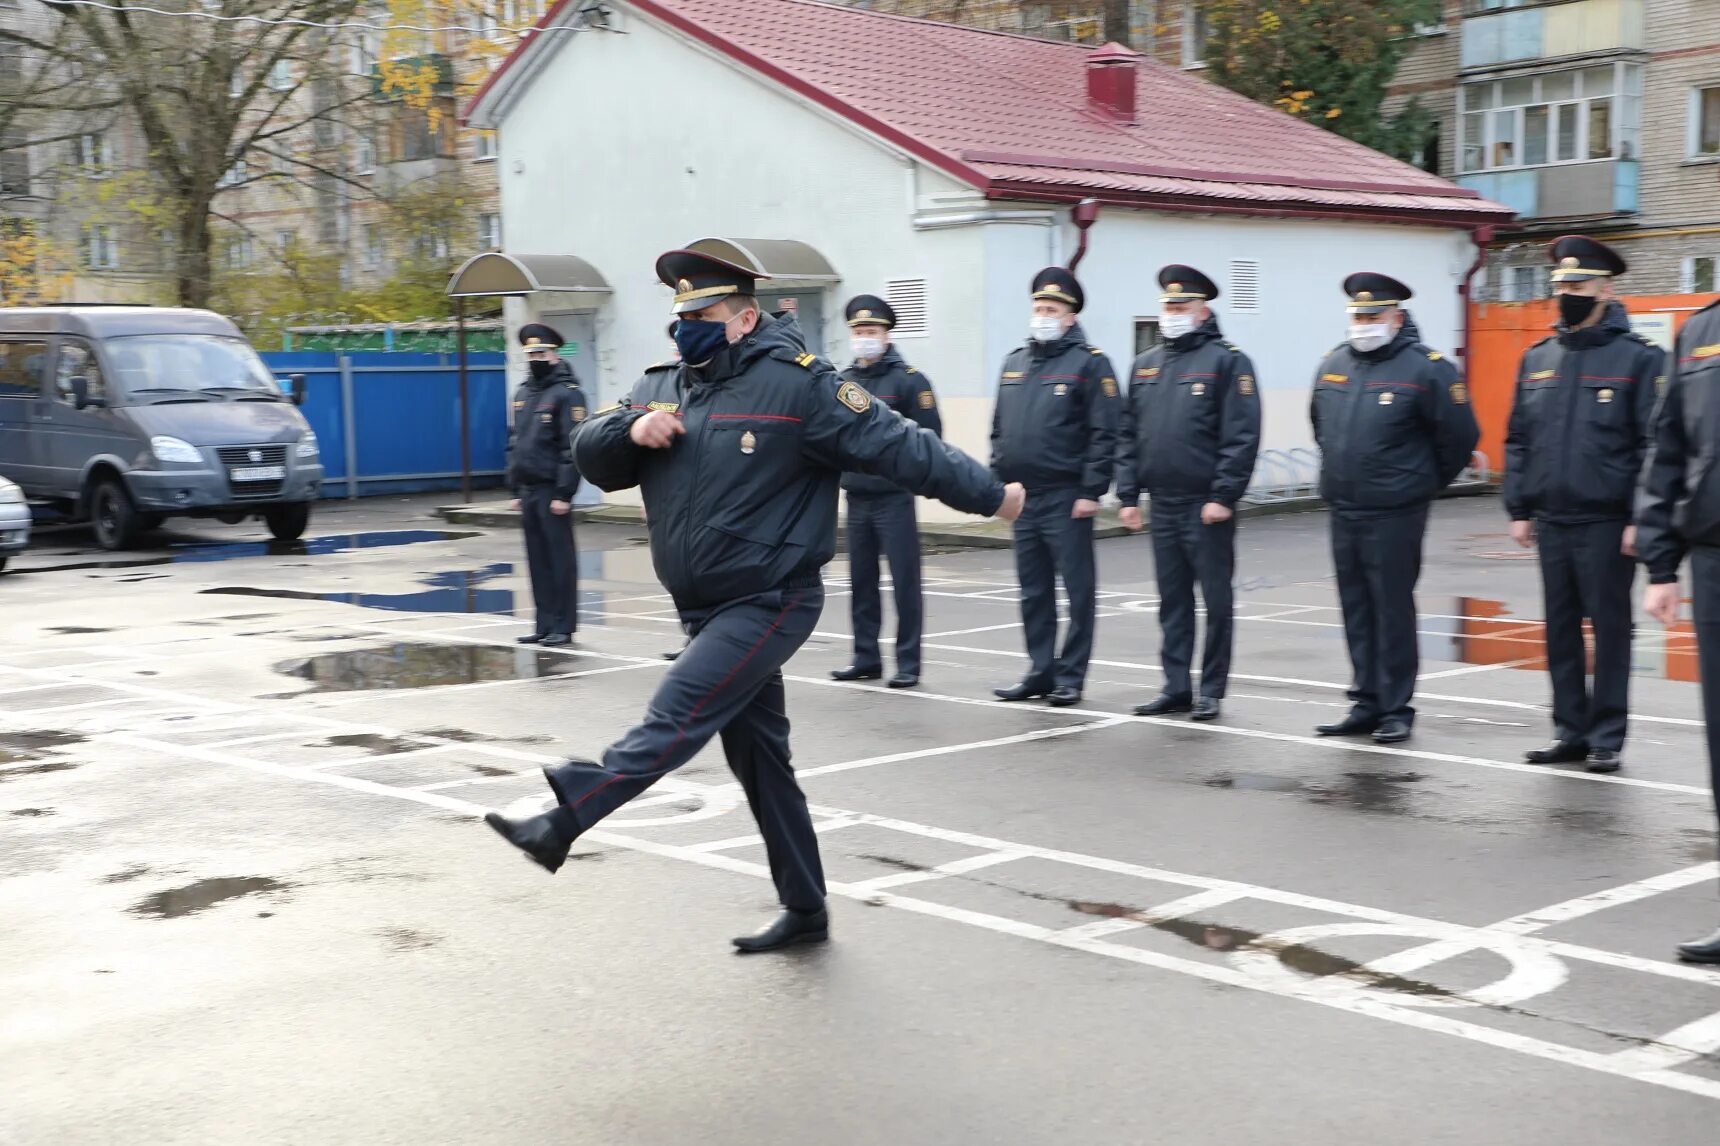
643,360,678,373
1089,346,1104,355
1426,349,1444,361
904,366,918,375
1223,341,1241,353
769,347,821,370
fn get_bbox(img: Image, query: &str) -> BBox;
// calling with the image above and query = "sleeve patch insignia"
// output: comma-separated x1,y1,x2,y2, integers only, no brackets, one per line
1101,377,1118,399
837,380,872,414
1238,374,1256,396
572,406,587,422
1449,382,1469,405
918,390,936,410
646,401,680,413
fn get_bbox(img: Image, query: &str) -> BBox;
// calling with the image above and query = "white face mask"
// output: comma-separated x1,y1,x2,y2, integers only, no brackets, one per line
1159,313,1197,341
851,336,885,361
1030,315,1065,343
1348,323,1392,353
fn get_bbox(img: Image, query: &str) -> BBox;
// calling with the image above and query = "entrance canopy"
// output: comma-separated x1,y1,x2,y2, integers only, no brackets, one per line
446,252,612,309
685,238,840,288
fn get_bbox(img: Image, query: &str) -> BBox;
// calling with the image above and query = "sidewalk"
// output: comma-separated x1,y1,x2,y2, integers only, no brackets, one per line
435,483,1496,548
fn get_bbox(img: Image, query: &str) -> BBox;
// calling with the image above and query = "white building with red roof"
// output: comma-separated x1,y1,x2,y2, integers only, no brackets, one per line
466,0,1512,511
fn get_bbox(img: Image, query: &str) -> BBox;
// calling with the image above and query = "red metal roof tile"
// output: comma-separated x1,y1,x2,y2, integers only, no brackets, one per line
474,0,1511,226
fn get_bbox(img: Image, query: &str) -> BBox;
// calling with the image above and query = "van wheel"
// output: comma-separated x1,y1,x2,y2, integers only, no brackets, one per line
264,502,311,542
90,477,142,551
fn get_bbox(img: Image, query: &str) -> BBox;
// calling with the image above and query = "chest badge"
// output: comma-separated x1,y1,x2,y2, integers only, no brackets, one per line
740,430,757,455
1191,382,1206,396
1598,388,1614,404
1379,391,1395,406
1054,383,1068,396
540,411,553,423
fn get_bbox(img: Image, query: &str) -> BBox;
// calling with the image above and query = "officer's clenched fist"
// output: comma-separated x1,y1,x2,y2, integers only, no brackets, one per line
630,409,684,449
995,483,1026,523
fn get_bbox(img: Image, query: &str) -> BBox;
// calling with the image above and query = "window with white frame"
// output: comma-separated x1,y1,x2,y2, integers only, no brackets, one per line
74,132,112,176
351,26,380,75
268,58,293,91
226,233,253,270
1684,256,1718,295
1501,265,1548,303
1459,64,1641,174
472,130,497,161
1181,1,1210,69
361,224,383,269
478,212,501,250
83,225,118,270
1693,85,1720,158
217,158,247,188
355,134,377,175
0,131,29,196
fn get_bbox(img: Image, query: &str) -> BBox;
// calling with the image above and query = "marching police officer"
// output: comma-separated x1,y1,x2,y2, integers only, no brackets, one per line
485,246,1024,952
1638,289,1720,964
1119,265,1262,722
1505,236,1662,774
1310,273,1479,744
832,294,942,690
990,267,1121,707
506,323,587,647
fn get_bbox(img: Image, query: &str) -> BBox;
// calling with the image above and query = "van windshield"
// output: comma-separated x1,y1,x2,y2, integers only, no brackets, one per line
104,334,281,404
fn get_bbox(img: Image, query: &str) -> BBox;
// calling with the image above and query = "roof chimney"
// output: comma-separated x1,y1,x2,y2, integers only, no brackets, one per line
1086,42,1138,123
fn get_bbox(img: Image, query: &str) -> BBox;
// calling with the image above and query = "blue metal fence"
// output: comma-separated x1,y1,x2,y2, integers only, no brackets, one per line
259,350,509,499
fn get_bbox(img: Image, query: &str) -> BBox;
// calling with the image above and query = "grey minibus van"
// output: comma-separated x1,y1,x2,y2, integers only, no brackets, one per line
0,306,323,549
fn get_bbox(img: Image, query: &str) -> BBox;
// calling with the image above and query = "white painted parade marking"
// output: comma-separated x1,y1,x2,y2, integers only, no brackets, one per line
795,719,1125,779
845,848,1031,893
1418,659,1542,679
6,696,153,717
1050,887,1250,943
3,660,1719,1100
792,674,1712,797
1493,863,1720,936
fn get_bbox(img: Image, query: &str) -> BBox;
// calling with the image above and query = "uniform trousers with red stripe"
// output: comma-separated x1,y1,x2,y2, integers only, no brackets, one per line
543,583,827,913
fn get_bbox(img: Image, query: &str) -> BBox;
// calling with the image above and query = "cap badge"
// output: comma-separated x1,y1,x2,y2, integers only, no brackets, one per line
740,430,757,454
858,309,872,320
1561,257,1580,269
1048,283,1064,294
1356,291,1374,302
1168,283,1182,293
677,278,693,292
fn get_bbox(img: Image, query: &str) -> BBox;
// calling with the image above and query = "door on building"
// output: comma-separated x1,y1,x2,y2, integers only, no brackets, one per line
538,310,601,507
757,290,826,361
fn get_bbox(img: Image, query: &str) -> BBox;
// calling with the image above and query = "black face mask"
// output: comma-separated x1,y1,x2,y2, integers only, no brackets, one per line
1558,293,1600,328
528,359,556,381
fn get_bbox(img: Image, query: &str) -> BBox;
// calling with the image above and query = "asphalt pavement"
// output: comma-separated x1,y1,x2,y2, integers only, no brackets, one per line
2,493,1718,1145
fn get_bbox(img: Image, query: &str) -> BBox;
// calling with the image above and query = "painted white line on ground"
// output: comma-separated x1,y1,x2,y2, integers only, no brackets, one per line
789,674,1713,798
202,730,327,749
0,682,83,699
22,693,1716,1098
1418,659,1543,679
6,696,153,717
796,719,1125,779
846,848,1031,893
1493,863,1720,936
305,744,458,771
1606,1011,1720,1073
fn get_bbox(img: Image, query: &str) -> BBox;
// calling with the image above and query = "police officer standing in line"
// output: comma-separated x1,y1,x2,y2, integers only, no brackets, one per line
506,323,587,647
831,295,942,690
1119,265,1262,722
1637,289,1720,964
1310,274,1480,744
1505,236,1662,774
484,247,1025,952
991,268,1121,708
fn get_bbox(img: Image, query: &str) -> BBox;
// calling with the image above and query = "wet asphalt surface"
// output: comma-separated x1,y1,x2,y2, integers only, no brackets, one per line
2,493,1718,1144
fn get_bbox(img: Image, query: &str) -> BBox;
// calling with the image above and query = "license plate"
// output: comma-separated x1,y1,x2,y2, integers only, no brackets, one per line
231,465,285,482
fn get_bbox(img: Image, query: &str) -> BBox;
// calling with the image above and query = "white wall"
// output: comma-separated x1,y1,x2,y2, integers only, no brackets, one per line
1029,210,1479,454
495,11,984,420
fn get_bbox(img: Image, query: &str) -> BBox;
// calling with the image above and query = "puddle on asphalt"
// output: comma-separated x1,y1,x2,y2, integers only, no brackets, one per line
46,626,110,635
0,760,80,780
274,641,582,693
1,730,87,752
8,807,54,817
313,733,425,755
377,927,440,952
101,864,154,884
1203,769,1424,815
203,563,516,616
1067,901,1455,1000
128,876,290,919
415,726,552,745
22,530,481,574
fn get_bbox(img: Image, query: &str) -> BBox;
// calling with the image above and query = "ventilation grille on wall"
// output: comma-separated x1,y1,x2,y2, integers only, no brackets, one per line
1228,259,1262,312
885,277,929,337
